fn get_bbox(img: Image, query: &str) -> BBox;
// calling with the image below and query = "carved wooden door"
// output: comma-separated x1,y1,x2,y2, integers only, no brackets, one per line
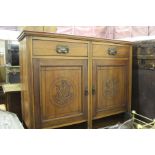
92,59,128,119
33,59,88,128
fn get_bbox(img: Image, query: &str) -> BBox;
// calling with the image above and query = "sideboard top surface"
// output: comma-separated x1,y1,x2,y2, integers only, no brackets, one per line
18,30,132,45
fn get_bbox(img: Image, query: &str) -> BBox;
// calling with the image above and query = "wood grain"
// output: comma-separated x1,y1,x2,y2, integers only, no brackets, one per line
33,59,88,128
92,43,130,57
18,31,132,128
32,39,88,56
92,60,128,119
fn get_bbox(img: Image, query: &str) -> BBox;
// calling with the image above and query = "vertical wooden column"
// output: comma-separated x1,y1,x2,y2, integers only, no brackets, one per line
128,46,132,112
88,42,93,128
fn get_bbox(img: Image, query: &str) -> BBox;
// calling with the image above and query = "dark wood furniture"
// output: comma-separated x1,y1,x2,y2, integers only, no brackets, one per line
5,92,22,121
132,40,155,119
18,31,132,129
2,83,22,121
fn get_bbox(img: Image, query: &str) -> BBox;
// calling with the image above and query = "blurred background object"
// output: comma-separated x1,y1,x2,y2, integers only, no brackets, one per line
0,26,155,41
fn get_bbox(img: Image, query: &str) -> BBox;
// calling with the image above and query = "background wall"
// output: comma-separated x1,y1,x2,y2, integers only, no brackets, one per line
0,40,5,65
1,26,155,41
57,26,155,40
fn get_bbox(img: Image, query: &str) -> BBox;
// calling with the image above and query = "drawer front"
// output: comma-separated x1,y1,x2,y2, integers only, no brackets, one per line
32,39,88,56
93,43,130,58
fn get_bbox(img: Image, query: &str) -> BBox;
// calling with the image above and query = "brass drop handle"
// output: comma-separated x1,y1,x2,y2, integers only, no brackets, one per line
108,48,117,56
56,45,69,54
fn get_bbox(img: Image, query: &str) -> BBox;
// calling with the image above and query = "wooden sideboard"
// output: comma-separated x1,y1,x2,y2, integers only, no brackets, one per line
18,31,132,129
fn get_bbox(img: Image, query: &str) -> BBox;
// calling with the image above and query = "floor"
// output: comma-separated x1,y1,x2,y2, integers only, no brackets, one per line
58,113,129,129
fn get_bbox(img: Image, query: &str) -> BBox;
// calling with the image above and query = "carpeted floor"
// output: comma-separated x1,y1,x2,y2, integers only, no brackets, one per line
0,109,24,129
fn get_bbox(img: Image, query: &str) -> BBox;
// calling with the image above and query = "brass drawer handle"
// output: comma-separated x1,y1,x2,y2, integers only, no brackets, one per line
108,48,117,56
56,45,69,54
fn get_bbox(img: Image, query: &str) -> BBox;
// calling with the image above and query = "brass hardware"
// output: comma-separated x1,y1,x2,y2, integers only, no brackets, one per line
92,86,95,95
84,89,88,96
56,45,69,54
131,110,155,129
143,63,155,70
136,59,155,70
150,63,155,70
108,48,117,56
6,68,20,74
136,55,155,59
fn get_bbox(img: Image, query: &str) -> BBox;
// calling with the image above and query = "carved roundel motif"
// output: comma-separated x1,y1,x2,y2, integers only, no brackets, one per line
103,79,118,98
50,78,74,106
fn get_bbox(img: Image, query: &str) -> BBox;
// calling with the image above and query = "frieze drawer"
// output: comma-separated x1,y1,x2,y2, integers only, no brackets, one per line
32,39,88,56
92,43,130,58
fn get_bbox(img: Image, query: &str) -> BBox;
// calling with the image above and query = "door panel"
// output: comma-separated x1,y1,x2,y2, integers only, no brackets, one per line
33,59,88,128
93,59,128,119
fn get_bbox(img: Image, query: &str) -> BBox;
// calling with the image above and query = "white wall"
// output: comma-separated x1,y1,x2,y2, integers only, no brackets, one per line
0,30,20,40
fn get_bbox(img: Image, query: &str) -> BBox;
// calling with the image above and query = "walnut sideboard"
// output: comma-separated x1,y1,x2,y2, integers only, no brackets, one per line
18,31,132,129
